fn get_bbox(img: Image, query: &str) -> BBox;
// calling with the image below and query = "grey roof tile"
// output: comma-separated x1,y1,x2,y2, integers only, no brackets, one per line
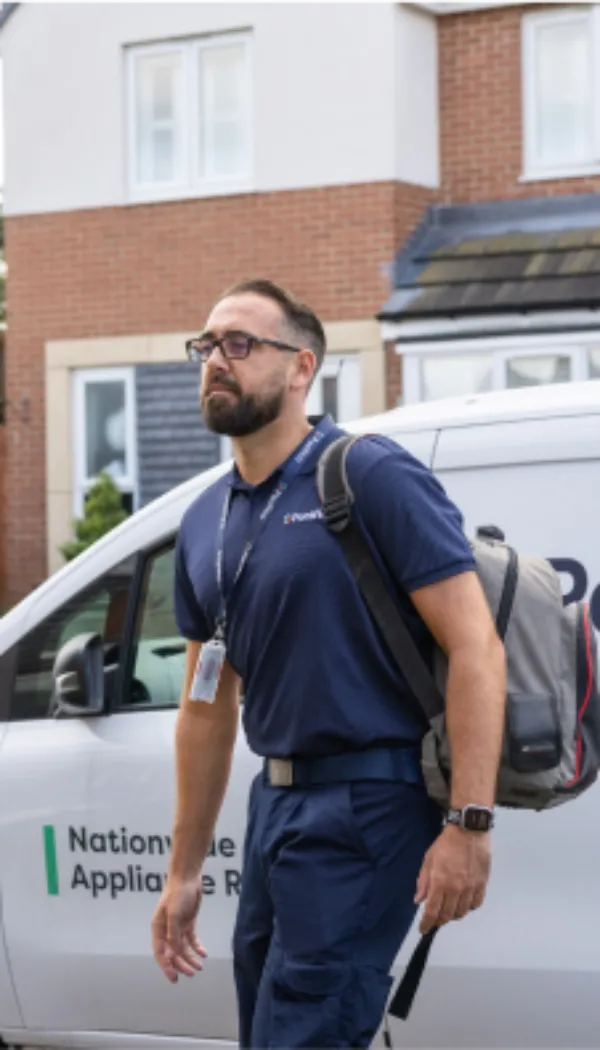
381,194,600,321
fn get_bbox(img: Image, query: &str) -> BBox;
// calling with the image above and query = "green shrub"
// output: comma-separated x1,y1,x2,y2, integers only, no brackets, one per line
60,472,129,562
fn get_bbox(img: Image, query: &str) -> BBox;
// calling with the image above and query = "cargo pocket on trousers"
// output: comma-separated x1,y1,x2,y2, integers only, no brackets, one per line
269,958,352,1048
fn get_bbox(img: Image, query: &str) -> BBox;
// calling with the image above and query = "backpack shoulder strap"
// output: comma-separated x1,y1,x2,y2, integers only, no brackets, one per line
316,435,444,724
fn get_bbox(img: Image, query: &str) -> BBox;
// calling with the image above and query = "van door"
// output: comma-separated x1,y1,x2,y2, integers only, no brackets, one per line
433,412,600,628
0,555,139,1034
0,647,24,1032
74,542,260,1041
394,411,600,1050
0,542,258,1041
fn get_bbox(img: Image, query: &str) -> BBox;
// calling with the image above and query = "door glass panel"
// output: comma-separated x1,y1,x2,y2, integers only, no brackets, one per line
126,545,185,709
506,354,571,388
421,354,494,401
12,557,137,721
322,375,338,421
84,380,127,481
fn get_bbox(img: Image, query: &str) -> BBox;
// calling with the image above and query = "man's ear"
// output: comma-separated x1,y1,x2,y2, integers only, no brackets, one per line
290,348,317,393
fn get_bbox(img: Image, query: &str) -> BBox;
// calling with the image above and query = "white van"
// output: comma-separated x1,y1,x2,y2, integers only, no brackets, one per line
0,380,599,1050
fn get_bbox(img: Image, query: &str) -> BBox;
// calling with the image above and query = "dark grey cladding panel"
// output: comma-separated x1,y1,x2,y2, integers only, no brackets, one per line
135,362,220,507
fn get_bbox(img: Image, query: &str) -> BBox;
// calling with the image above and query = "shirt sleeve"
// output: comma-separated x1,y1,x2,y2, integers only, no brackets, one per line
346,436,476,592
173,527,212,642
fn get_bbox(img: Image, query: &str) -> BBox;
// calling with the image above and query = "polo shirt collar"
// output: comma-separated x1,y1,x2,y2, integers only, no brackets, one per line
231,414,336,491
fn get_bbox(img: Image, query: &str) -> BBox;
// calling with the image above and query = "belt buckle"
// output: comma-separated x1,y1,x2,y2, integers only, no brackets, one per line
268,758,294,787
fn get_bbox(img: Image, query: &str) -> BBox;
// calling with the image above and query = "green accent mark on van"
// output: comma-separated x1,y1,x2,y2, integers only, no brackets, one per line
43,825,59,896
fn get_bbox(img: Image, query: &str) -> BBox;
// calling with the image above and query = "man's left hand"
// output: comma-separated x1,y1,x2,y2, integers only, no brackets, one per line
415,823,491,934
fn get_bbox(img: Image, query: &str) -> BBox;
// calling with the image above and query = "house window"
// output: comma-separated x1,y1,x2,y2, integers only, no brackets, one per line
505,354,571,388
589,347,600,378
305,356,362,423
73,369,137,516
523,9,600,177
127,34,252,200
403,342,594,405
421,354,494,402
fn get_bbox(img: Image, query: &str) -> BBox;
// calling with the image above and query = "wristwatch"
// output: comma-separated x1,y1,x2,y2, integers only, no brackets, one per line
446,805,495,832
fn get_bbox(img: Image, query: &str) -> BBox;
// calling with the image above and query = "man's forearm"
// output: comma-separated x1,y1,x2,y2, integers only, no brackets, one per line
169,702,238,880
445,636,506,809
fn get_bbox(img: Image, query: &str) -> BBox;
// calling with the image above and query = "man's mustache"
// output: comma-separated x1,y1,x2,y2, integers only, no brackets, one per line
206,374,241,396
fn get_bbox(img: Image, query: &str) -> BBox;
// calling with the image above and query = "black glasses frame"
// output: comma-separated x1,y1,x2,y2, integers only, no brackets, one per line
185,329,303,364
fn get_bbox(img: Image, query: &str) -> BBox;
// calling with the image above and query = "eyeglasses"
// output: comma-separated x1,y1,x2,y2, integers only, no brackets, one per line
185,330,303,364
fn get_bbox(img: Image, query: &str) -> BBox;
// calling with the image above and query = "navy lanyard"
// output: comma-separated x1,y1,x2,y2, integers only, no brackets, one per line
215,424,328,638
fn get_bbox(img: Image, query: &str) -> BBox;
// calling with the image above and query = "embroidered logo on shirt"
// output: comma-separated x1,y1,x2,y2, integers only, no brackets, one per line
283,509,324,525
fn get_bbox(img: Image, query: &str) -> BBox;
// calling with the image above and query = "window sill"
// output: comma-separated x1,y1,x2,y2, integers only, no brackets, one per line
128,178,255,206
519,165,600,184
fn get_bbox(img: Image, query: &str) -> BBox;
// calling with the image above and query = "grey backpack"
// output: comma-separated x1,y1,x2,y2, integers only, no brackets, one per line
317,434,600,812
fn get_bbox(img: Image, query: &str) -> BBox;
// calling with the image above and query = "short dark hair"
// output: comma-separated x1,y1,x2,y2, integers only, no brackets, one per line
218,278,326,372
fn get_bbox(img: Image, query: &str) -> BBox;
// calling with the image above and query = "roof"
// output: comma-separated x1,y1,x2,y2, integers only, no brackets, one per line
379,194,600,323
0,3,19,31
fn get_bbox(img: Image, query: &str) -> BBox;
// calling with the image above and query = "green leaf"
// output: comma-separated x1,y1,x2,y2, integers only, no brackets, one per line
59,472,130,562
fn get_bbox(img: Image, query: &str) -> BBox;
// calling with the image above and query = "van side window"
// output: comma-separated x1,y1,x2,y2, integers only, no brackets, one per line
0,646,17,721
120,544,185,710
11,557,137,721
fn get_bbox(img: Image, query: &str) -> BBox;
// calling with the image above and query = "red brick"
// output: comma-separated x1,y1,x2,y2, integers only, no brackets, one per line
3,180,433,606
439,4,600,202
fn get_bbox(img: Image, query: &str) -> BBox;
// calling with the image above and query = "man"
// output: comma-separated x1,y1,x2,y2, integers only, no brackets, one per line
151,278,506,1048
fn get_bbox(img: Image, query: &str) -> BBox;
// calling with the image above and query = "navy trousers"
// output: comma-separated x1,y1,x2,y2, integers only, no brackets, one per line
233,771,442,1048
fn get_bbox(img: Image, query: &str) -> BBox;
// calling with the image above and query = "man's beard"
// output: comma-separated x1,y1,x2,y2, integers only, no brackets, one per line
201,376,284,437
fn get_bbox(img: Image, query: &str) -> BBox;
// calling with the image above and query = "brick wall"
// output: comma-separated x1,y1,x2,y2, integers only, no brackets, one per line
4,180,432,605
439,5,600,203
0,424,5,612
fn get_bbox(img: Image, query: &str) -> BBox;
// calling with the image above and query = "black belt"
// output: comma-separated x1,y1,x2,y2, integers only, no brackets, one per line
264,746,423,788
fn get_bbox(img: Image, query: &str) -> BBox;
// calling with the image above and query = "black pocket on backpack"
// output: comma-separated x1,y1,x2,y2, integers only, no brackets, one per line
506,693,561,773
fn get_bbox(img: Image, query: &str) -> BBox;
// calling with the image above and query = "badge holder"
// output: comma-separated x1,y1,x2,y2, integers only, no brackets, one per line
189,631,226,703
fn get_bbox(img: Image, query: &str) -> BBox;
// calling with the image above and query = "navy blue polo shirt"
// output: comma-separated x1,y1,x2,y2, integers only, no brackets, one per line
174,416,475,758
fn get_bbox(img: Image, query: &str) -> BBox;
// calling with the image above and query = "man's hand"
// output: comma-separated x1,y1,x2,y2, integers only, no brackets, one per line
415,824,491,934
152,875,208,983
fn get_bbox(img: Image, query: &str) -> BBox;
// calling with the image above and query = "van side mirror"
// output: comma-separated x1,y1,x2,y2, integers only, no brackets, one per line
52,632,105,717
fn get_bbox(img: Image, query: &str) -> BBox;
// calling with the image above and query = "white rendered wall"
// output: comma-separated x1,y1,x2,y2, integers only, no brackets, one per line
395,4,440,188
2,2,438,216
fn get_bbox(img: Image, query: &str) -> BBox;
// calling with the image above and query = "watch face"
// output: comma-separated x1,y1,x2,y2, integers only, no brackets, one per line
463,806,493,831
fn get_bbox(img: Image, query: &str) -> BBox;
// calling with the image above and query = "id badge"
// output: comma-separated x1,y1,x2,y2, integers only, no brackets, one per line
189,638,226,703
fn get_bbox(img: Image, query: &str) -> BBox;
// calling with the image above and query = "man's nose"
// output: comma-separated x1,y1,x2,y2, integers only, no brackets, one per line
204,343,231,371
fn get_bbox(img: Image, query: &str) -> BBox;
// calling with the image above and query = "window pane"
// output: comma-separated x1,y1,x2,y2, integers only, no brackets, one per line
135,51,182,184
211,120,247,178
506,355,571,388
127,546,184,709
199,44,248,178
12,558,136,721
152,127,175,182
84,380,128,482
534,19,592,167
589,348,600,378
421,355,494,402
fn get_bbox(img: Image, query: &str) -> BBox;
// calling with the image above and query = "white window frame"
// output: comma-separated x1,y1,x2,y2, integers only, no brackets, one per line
401,331,599,405
522,6,600,181
126,32,253,203
72,368,138,517
305,354,362,423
